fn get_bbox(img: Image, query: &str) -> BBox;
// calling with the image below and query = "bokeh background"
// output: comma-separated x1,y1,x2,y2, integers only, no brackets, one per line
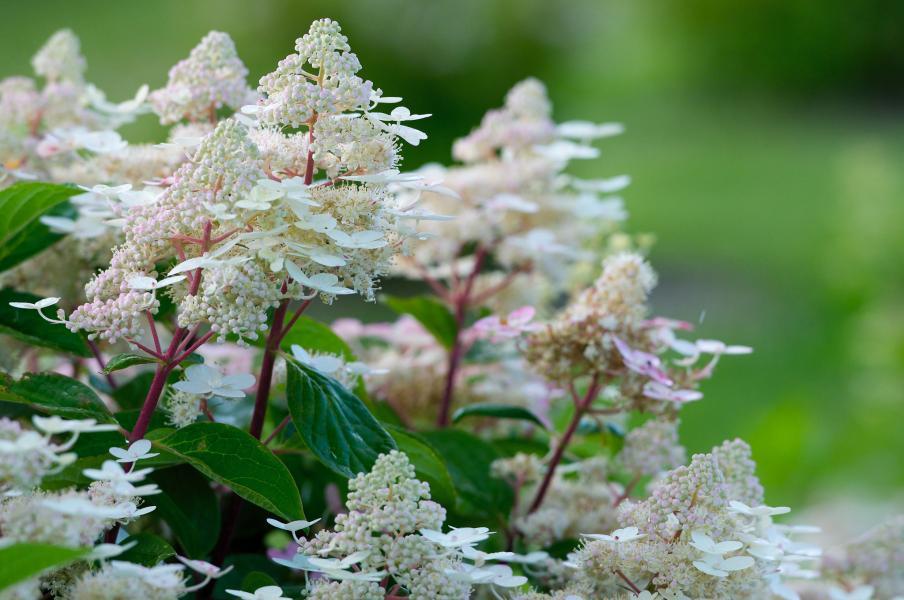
3,0,902,519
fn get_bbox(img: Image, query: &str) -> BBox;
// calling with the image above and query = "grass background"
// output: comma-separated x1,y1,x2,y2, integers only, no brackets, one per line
2,0,902,511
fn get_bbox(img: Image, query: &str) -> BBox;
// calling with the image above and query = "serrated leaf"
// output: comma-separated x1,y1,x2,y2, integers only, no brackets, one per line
148,422,304,521
384,425,456,508
286,358,396,478
102,353,159,374
452,403,547,428
420,429,513,518
116,533,175,566
0,289,91,357
151,465,220,558
383,294,457,349
0,372,115,422
0,543,89,592
0,182,80,273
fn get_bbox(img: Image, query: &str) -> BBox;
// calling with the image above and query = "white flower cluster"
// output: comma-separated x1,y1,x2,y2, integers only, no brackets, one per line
519,440,823,600
496,454,621,548
0,30,186,305
57,19,439,345
254,18,372,127
526,252,749,409
0,417,194,599
397,77,628,312
275,451,537,598
149,30,254,124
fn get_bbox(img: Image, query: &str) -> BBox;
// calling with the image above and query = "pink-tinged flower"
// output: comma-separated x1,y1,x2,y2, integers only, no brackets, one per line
642,317,694,331
674,338,753,378
695,339,753,356
471,306,540,343
643,381,703,404
612,336,673,385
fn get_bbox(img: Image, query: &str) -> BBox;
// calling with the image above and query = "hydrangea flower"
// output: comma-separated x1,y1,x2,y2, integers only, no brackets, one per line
172,364,255,398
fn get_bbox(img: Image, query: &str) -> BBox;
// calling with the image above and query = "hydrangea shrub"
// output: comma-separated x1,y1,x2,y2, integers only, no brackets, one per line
0,19,900,600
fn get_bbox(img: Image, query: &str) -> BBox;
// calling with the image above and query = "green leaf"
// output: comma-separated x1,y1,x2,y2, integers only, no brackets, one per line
102,353,159,374
151,465,220,558
452,403,547,428
383,294,458,349
0,372,115,422
116,533,175,566
0,289,91,357
213,555,288,600
286,358,396,478
280,315,355,359
112,372,155,410
0,182,80,273
384,425,457,508
148,422,304,521
241,572,278,593
0,542,89,592
420,429,513,517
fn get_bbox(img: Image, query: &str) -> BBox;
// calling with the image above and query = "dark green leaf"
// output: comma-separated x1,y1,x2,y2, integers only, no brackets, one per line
241,572,278,593
151,465,220,558
420,429,512,517
385,425,457,508
102,353,159,374
213,555,288,600
0,542,89,592
0,289,91,357
112,372,155,410
280,315,355,359
286,358,396,479
452,403,547,428
148,422,304,521
383,294,458,349
0,182,80,272
491,437,549,458
0,372,115,422
116,533,175,566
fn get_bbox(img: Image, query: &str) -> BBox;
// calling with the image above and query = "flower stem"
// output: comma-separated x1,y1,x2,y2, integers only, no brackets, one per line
435,246,488,427
263,415,291,446
128,326,190,443
527,374,600,514
248,299,289,440
615,568,643,594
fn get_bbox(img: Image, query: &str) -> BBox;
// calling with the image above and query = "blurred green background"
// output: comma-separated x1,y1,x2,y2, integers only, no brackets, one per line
2,0,902,509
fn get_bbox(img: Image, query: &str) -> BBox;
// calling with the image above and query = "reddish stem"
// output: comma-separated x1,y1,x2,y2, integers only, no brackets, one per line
615,568,642,594
128,222,215,443
248,298,289,440
470,261,532,305
279,299,312,340
146,311,162,354
128,359,175,443
613,474,641,508
527,375,601,513
263,415,291,446
127,339,165,360
170,331,215,365
435,246,488,427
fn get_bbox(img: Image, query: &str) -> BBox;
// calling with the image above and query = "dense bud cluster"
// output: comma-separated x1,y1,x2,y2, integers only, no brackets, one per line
149,31,253,124
256,18,372,127
398,77,627,315
525,252,657,383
